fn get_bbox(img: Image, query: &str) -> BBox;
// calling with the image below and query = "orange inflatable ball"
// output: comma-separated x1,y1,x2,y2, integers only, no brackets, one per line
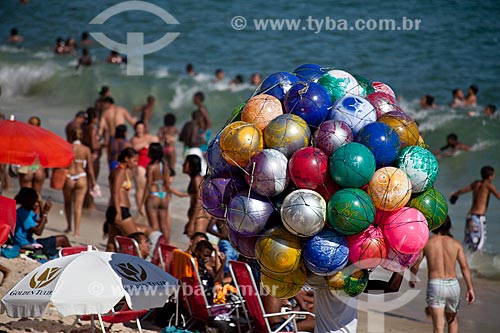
220,121,264,167
242,94,283,130
367,167,412,211
378,111,420,148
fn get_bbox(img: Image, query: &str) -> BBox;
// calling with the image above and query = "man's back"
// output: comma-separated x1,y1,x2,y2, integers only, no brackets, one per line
424,235,460,279
470,179,492,215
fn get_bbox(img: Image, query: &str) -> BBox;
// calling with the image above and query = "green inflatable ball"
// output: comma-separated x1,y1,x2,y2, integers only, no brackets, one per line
330,142,376,188
327,188,375,235
343,269,369,297
408,187,448,230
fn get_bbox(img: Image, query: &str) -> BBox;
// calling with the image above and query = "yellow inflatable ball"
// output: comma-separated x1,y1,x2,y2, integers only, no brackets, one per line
367,167,412,211
261,263,307,299
326,270,349,290
256,226,302,274
378,111,420,148
219,121,264,167
242,94,283,131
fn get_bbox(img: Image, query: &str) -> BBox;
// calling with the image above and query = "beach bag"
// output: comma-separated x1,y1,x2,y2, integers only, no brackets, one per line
50,168,68,189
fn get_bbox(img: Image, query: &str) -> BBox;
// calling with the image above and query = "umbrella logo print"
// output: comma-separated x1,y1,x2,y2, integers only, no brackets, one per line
116,263,148,282
29,267,61,289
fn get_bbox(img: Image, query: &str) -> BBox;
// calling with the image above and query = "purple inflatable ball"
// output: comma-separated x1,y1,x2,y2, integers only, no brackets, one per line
245,149,289,197
313,120,354,156
226,193,275,235
228,226,259,258
201,176,231,218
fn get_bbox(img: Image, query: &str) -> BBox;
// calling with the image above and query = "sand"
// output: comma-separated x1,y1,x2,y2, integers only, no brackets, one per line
0,159,498,332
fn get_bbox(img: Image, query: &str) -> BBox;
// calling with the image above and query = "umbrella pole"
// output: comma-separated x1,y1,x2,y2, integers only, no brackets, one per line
90,316,94,333
98,314,106,332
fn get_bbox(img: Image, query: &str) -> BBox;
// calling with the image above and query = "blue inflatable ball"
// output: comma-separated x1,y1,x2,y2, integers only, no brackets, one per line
356,122,401,168
256,72,299,103
206,135,243,178
293,63,329,82
303,229,349,276
328,94,376,135
284,82,332,128
329,142,376,188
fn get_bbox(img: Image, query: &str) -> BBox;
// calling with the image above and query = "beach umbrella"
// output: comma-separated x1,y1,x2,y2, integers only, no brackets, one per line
0,195,16,245
1,249,178,318
0,116,74,168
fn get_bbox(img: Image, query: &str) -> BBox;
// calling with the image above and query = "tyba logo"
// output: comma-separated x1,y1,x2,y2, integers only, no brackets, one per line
29,267,61,289
116,263,148,282
89,1,180,76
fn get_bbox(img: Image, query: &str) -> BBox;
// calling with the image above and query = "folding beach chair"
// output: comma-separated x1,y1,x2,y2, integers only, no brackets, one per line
115,235,141,257
58,245,99,257
180,256,245,331
158,243,177,273
229,260,315,333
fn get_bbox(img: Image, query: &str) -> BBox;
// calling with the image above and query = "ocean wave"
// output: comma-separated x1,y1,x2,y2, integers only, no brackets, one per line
0,63,61,97
468,251,500,280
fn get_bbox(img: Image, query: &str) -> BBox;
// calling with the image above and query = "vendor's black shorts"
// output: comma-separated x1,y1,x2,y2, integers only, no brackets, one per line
37,236,58,257
105,206,132,225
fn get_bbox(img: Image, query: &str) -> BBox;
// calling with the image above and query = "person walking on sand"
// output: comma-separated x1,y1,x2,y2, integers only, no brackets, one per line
158,113,179,169
19,116,46,196
140,143,187,243
410,216,475,333
183,155,210,237
63,128,95,237
450,165,500,251
133,95,155,133
98,97,136,147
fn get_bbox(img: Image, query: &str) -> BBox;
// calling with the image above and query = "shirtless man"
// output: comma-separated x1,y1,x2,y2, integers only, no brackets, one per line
98,97,136,145
450,165,500,251
464,84,478,107
133,95,155,132
65,111,86,142
410,217,475,333
449,88,465,108
434,133,470,158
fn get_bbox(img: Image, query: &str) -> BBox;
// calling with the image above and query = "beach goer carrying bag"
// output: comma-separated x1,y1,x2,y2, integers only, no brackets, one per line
50,168,68,190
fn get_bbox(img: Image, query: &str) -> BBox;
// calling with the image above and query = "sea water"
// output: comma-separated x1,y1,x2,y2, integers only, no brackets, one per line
0,0,499,277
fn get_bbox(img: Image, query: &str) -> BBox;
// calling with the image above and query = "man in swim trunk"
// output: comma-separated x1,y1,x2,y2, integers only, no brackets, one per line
410,216,475,333
450,165,500,251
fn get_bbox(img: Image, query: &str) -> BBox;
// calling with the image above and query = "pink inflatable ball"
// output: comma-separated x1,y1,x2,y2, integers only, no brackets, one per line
315,173,342,202
241,94,283,131
346,225,387,269
245,149,289,197
289,147,328,190
372,81,396,98
228,226,259,258
379,207,429,254
366,92,401,119
381,248,420,272
200,176,231,218
313,120,354,156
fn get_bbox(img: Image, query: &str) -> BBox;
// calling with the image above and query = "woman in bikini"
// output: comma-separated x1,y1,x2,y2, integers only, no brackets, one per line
105,147,139,251
19,116,47,195
140,143,187,243
157,113,179,169
63,128,95,237
130,121,158,215
183,154,210,237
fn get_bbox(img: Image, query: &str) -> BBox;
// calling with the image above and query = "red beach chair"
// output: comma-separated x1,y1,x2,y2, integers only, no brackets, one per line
58,245,98,257
114,235,141,257
229,260,314,333
158,243,177,274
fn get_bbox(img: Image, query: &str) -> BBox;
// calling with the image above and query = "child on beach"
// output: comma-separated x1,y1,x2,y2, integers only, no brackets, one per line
450,166,500,251
193,240,226,303
410,216,475,333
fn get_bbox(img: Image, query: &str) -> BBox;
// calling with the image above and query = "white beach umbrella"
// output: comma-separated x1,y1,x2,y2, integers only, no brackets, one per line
1,249,178,318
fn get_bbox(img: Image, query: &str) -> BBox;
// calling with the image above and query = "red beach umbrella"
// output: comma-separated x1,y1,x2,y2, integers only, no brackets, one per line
0,116,74,168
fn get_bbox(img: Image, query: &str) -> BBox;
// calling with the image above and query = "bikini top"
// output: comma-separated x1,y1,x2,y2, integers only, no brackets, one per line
119,166,132,191
74,159,87,168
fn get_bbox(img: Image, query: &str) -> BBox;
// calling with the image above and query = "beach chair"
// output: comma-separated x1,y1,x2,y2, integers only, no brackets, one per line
70,302,148,333
179,255,245,331
229,260,315,333
58,245,98,257
158,243,177,274
114,235,141,257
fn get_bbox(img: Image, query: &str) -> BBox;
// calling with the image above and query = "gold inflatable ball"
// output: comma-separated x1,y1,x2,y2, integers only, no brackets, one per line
261,263,307,299
326,270,349,290
219,121,264,167
378,111,420,148
367,167,412,211
242,94,283,131
256,226,302,274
